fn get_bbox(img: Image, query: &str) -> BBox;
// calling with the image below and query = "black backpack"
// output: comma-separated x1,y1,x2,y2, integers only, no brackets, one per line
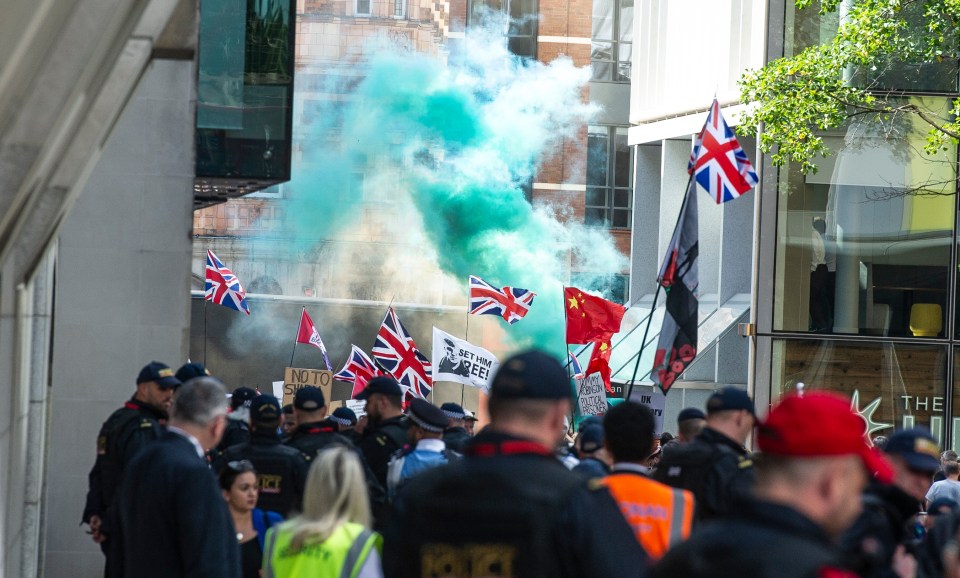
653,441,734,515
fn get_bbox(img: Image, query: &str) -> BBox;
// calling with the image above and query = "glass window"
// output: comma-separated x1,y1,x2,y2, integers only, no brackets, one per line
591,0,632,82
586,126,633,229
468,0,538,60
772,339,948,446
356,0,370,15
772,96,956,337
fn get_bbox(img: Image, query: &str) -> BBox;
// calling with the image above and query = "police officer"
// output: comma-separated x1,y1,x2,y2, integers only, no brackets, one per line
284,386,353,457
600,401,693,560
653,386,755,520
82,361,180,572
330,406,360,443
384,350,647,577
356,376,409,490
387,398,458,498
440,402,471,453
653,392,894,578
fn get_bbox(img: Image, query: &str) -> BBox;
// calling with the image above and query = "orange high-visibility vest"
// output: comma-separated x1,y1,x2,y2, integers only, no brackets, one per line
601,470,695,559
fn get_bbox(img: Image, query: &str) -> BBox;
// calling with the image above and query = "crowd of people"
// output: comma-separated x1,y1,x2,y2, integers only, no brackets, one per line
81,353,960,577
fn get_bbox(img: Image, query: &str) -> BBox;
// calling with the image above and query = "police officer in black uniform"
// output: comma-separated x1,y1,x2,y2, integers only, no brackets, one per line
356,376,410,490
210,386,255,458
653,392,893,578
330,406,361,443
384,350,647,578
215,394,308,517
440,402,471,453
653,386,756,521
82,361,180,574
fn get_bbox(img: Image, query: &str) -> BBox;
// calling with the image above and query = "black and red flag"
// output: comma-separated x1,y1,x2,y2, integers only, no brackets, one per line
651,180,699,394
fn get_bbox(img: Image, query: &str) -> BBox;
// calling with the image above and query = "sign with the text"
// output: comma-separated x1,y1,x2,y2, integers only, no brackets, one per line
577,373,609,416
283,367,336,408
628,386,666,434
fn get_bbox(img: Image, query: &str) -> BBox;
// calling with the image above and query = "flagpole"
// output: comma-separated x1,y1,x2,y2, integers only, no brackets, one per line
562,285,580,431
290,307,304,367
203,300,208,365
626,171,696,402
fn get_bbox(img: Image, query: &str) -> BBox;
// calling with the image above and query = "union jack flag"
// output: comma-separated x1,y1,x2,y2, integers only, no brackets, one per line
568,351,584,380
688,99,759,204
204,250,250,315
468,275,536,324
372,308,433,399
335,344,384,398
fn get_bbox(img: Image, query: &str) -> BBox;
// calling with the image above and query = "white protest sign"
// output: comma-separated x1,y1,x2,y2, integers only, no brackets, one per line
577,373,608,416
346,399,366,419
628,386,666,434
272,380,284,401
431,327,499,392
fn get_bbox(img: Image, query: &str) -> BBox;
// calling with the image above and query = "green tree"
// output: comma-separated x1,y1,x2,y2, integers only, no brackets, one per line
738,0,960,175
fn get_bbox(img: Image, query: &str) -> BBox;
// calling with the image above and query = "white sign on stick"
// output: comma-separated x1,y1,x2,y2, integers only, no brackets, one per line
577,373,608,416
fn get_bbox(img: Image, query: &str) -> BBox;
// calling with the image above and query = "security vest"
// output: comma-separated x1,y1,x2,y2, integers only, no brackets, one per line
601,468,694,559
263,521,381,578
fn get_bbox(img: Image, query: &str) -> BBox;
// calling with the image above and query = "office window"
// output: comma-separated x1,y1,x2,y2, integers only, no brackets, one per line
592,0,632,82
468,0,538,60
586,126,632,229
356,0,371,15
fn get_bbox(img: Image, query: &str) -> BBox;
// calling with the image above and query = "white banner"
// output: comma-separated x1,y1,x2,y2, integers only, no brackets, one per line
431,327,499,392
577,373,608,416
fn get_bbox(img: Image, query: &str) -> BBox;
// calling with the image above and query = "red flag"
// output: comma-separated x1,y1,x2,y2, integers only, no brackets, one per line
564,287,626,344
585,336,614,393
295,309,332,371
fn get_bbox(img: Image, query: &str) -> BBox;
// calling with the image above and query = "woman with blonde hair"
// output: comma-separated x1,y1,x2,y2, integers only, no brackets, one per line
263,445,382,578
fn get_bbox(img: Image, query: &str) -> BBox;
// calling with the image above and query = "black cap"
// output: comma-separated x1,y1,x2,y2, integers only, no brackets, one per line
294,386,326,411
230,387,258,410
579,415,602,432
579,425,604,453
282,404,294,415
331,407,358,426
407,398,449,433
884,428,940,472
440,402,466,420
706,387,755,416
355,376,403,400
176,362,211,383
490,350,570,400
677,407,706,423
137,361,181,390
250,395,281,421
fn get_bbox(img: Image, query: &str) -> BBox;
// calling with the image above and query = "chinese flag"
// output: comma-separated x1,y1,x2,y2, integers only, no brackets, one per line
585,336,615,393
564,287,626,344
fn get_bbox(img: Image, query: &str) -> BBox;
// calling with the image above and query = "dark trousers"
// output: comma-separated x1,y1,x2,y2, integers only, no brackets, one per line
809,264,834,332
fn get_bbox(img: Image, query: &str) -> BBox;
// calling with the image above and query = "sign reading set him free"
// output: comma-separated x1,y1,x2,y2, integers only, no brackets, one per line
577,373,609,416
431,327,499,393
283,367,343,410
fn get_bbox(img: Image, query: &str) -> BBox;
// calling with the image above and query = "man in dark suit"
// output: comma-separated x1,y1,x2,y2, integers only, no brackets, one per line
116,377,240,578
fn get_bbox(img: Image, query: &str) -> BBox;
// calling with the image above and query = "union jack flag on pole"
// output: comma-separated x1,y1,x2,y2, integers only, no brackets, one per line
688,99,759,204
204,250,250,315
568,351,584,380
372,307,433,399
468,275,536,324
334,344,384,398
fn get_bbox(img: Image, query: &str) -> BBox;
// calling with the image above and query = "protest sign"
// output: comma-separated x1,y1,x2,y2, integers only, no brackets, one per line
628,386,666,433
283,367,337,408
346,399,366,419
577,373,608,416
431,327,499,392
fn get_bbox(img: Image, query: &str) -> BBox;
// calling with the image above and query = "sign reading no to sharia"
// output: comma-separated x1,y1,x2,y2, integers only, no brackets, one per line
282,367,343,410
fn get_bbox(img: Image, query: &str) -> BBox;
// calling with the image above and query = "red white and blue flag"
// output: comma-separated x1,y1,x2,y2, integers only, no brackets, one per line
468,275,536,324
688,99,759,204
296,309,332,371
372,307,433,399
204,250,250,315
335,344,384,398
568,351,585,380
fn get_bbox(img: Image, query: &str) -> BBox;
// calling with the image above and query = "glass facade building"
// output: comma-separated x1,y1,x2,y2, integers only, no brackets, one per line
756,4,960,448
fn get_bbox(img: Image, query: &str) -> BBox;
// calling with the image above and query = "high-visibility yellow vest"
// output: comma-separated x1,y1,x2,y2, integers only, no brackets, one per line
263,521,382,578
601,471,694,560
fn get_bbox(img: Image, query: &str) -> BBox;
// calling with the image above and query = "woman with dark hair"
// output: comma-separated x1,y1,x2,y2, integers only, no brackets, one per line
218,460,283,578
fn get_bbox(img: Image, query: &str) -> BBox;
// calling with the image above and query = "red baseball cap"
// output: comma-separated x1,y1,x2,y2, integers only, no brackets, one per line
758,392,894,484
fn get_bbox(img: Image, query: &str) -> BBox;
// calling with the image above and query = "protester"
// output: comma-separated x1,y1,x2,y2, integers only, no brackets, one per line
387,398,458,498
653,387,755,520
209,386,256,460
935,451,960,482
115,377,240,577
571,425,610,478
440,402,471,453
653,392,892,577
356,377,410,489
82,361,180,574
281,404,296,438
601,401,694,560
384,349,648,577
263,446,383,578
928,461,960,507
218,460,283,578
215,395,308,517
841,428,942,577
